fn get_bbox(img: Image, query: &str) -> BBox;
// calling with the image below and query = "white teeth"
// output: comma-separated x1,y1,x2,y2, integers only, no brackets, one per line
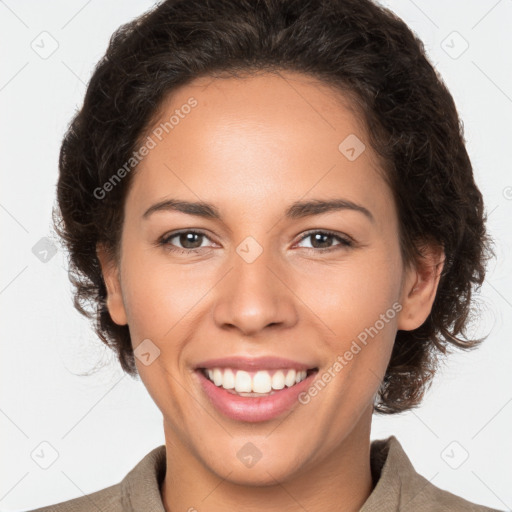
223,368,235,389
253,371,272,393
271,370,285,390
213,368,223,386
285,369,297,387
235,370,252,392
204,367,309,393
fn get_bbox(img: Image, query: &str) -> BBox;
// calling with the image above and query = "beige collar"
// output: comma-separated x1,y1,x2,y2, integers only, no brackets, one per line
120,436,497,511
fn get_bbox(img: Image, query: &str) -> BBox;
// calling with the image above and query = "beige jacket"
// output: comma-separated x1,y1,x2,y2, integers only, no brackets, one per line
27,436,502,511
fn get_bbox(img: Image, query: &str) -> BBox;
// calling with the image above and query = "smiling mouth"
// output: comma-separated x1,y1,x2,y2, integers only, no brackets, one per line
198,367,318,397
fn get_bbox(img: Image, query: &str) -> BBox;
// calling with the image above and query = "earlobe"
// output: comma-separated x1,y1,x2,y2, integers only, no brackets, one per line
397,244,445,331
96,243,128,326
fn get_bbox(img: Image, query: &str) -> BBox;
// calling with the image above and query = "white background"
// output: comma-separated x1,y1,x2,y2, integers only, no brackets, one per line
1,0,511,510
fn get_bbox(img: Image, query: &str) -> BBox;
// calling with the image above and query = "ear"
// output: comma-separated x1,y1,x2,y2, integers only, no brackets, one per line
96,243,128,326
397,243,445,331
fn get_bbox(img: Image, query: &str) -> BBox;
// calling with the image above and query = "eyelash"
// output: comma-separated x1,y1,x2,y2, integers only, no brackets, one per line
157,229,354,255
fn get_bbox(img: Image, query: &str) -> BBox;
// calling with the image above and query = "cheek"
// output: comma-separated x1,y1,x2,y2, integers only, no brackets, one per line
290,247,403,411
118,235,227,354
293,249,403,341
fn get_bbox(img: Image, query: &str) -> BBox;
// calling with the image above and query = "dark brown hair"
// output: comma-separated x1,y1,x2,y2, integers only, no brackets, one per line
54,0,493,413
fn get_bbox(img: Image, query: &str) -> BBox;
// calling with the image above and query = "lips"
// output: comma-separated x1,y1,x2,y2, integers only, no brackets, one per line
195,355,317,372
193,355,319,422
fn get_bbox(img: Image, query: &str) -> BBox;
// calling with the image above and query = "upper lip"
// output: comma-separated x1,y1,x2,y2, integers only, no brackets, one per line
195,356,317,372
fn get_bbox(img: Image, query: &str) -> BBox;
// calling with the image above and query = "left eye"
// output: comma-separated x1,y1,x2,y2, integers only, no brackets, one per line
295,231,352,251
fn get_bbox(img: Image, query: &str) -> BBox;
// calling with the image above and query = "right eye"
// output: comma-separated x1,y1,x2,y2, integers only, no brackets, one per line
158,230,215,255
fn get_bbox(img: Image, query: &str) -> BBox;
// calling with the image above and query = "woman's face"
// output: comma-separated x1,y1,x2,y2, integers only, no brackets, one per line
100,71,436,485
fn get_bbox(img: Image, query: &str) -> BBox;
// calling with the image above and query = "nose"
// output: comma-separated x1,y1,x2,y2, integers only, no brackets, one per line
211,246,298,336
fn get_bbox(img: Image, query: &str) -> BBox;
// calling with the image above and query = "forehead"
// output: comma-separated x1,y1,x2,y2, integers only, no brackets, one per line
128,71,394,224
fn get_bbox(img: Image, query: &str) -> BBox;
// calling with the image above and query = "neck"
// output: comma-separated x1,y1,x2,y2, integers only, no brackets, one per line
161,407,374,512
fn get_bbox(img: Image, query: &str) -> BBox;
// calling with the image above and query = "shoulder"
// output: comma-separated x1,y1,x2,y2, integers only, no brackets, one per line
26,445,167,512
397,455,500,512
362,436,503,512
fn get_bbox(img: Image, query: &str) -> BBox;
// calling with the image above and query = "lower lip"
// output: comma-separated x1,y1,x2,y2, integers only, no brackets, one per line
195,369,318,423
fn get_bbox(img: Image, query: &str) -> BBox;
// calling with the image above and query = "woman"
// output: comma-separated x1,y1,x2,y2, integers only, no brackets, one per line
29,0,499,510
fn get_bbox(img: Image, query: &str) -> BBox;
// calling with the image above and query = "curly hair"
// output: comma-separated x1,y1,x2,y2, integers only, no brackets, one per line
54,0,493,413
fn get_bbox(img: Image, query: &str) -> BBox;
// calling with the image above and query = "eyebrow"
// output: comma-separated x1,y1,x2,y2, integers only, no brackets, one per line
142,198,374,223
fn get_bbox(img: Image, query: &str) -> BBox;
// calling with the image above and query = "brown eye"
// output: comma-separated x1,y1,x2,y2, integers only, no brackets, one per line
159,230,213,254
296,230,353,251
174,232,204,249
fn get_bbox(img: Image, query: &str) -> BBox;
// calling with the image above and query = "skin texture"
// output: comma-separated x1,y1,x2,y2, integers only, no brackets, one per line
98,71,444,512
